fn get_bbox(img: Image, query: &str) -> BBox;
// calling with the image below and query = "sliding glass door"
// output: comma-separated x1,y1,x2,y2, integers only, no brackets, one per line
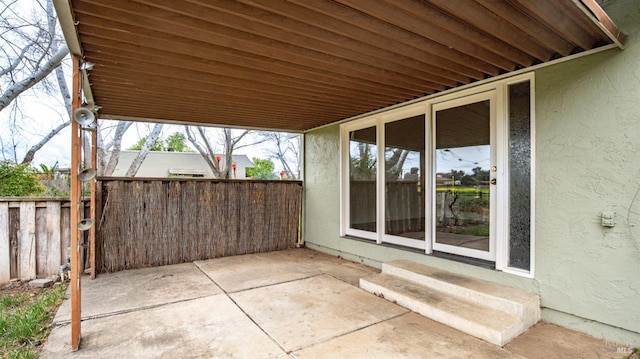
432,91,497,261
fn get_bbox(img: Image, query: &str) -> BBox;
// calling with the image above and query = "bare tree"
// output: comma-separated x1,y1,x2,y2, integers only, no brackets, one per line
385,148,410,180
261,132,300,179
124,123,163,176
0,0,69,111
1,0,72,164
185,126,263,179
98,120,133,176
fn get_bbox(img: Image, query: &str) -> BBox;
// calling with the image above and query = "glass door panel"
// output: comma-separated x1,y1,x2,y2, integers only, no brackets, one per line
349,127,377,235
384,115,425,248
433,94,496,261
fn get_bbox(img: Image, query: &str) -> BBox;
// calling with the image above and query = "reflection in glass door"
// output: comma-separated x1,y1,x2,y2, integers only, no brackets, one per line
433,93,496,261
348,126,377,236
384,115,425,249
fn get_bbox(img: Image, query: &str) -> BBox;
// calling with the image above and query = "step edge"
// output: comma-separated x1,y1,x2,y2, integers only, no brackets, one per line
384,260,538,300
383,262,540,317
360,277,511,346
360,275,523,329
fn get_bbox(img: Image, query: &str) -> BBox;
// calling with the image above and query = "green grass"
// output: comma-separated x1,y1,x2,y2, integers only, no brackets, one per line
436,186,489,195
453,225,490,237
0,284,67,359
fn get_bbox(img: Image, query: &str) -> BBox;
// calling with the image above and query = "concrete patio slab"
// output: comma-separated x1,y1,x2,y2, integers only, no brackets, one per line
230,274,409,352
41,295,286,359
41,249,630,358
195,252,322,292
293,312,525,358
505,322,625,359
53,262,221,323
255,249,378,286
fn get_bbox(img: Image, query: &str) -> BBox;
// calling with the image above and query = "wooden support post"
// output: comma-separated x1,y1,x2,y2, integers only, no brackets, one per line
90,122,97,279
70,55,82,351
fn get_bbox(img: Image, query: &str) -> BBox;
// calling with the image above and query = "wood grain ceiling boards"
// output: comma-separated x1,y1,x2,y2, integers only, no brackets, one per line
62,0,624,132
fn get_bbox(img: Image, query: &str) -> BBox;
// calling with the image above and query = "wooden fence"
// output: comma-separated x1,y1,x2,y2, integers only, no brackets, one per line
0,199,90,283
96,178,303,273
0,178,302,283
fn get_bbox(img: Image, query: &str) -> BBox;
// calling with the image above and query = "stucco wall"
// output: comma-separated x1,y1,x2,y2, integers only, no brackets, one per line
303,0,639,344
534,0,640,343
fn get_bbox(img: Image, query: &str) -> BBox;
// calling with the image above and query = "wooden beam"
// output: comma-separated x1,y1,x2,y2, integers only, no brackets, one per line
576,0,627,49
509,0,595,51
79,36,421,100
75,1,449,90
335,0,518,70
70,55,82,352
90,117,97,279
241,0,485,80
474,0,575,57
86,57,398,105
421,0,551,62
126,0,465,87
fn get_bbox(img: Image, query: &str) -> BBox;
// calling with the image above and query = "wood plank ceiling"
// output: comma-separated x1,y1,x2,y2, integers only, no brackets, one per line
60,0,625,132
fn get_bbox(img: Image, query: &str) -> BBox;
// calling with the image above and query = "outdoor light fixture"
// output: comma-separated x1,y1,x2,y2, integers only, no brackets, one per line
78,168,97,182
72,107,96,127
77,218,95,231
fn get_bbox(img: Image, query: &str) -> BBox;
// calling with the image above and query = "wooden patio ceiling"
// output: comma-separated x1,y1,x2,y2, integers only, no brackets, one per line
55,0,626,132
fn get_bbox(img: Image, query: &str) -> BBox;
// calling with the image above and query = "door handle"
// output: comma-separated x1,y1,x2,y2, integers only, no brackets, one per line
490,178,497,185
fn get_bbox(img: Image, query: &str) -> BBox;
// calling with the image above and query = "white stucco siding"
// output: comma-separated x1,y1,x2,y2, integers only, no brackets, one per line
303,0,639,344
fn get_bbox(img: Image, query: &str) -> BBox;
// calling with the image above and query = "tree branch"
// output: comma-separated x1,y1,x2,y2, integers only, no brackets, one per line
0,44,68,112
185,126,219,176
103,121,132,176
20,119,70,164
125,123,163,176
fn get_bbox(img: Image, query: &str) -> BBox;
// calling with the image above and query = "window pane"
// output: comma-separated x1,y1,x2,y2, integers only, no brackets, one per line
435,100,491,252
349,127,377,232
508,81,531,270
385,115,425,239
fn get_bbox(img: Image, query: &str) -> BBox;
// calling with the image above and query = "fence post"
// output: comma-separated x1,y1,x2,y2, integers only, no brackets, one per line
19,201,37,280
0,203,9,283
45,202,62,277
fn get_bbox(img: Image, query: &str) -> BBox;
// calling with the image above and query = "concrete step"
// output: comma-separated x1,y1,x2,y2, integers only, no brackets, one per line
359,260,540,346
382,260,539,321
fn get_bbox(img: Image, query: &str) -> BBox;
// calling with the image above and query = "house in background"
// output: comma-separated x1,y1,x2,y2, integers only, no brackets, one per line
110,151,254,179
54,0,640,347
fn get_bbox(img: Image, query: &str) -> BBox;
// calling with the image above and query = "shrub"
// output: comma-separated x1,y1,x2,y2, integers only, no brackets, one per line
0,161,45,197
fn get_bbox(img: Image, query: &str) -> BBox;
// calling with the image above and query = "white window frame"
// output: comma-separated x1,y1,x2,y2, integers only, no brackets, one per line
339,73,535,277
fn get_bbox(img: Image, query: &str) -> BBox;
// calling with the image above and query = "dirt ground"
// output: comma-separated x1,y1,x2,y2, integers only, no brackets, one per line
0,279,46,297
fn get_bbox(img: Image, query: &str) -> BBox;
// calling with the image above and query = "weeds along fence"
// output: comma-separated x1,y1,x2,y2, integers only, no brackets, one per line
96,178,303,273
0,198,90,283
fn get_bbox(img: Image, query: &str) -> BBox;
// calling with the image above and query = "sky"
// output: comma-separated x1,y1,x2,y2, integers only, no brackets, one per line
0,85,297,171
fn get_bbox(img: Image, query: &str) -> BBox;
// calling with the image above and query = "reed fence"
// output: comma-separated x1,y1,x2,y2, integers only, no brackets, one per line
96,178,303,273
